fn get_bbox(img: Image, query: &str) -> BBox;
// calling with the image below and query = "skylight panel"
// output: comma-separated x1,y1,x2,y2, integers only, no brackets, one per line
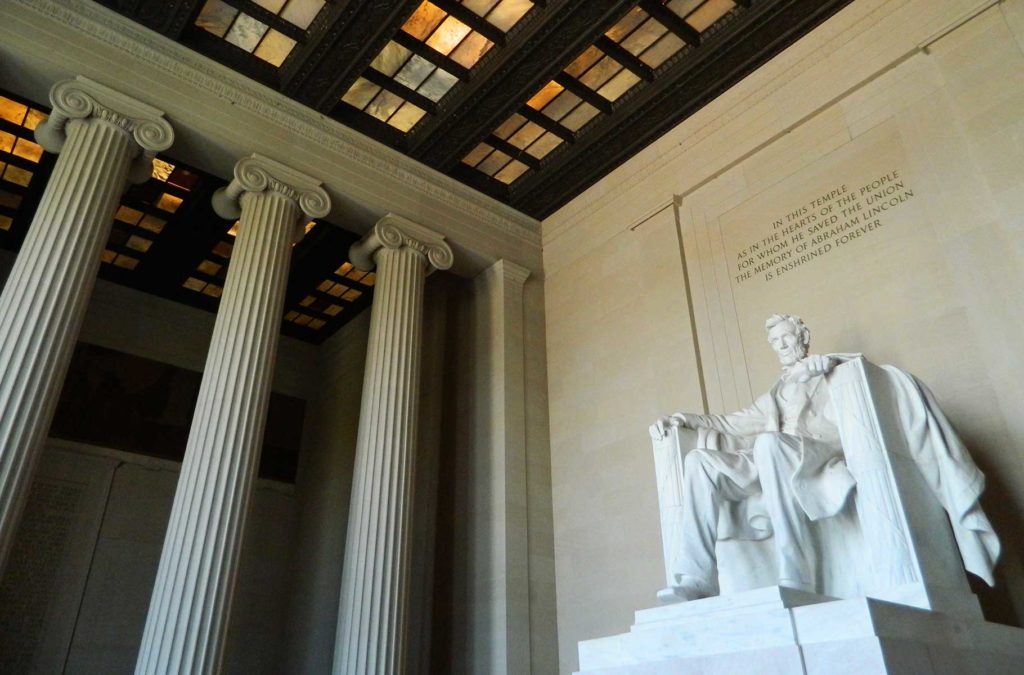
101,157,199,275
457,0,744,188
195,0,326,68
0,94,48,234
340,0,538,135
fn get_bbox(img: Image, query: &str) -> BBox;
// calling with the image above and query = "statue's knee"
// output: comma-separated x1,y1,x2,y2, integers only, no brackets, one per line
683,450,714,482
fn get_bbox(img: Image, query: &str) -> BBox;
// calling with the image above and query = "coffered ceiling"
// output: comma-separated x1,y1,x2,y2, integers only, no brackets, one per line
93,0,853,219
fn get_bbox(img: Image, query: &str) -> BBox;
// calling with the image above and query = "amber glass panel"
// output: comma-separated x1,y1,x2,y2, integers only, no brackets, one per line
116,205,144,225
254,30,297,67
156,193,183,213
598,70,640,102
687,0,736,31
494,160,529,184
527,81,563,110
463,143,493,167
23,109,46,131
371,41,412,78
560,103,599,132
426,16,472,56
151,158,175,181
113,255,139,270
541,91,582,121
579,56,621,91
0,130,15,153
507,121,544,150
564,46,603,79
12,138,43,163
486,0,533,32
342,78,382,109
197,0,239,38
0,97,27,125
365,90,404,122
525,132,562,160
641,33,685,68
404,2,447,40
389,102,427,132
450,32,493,68
280,0,326,29
126,235,152,253
198,259,222,276
621,19,666,56
2,165,32,187
139,215,167,234
605,7,646,42
494,114,526,140
476,149,511,176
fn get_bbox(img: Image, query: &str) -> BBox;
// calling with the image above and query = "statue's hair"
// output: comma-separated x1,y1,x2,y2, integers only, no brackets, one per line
765,313,810,350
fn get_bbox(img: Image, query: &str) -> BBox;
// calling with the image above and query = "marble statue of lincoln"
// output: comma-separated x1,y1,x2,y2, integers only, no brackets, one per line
650,314,1002,604
650,314,854,600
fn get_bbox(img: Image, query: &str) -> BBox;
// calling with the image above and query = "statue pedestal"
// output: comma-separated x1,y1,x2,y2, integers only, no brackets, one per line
575,586,1024,674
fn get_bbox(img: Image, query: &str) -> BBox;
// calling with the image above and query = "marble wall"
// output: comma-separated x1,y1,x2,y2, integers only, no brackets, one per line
543,0,1024,672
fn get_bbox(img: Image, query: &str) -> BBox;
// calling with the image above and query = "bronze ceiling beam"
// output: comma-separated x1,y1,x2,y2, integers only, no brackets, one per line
408,0,641,169
509,0,854,219
595,35,655,82
94,0,202,39
280,0,423,111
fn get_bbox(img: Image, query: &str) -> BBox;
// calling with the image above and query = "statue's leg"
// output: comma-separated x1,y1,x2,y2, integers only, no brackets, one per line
671,449,756,601
752,433,815,592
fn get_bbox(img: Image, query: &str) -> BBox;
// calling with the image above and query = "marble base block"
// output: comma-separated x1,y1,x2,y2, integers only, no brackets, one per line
575,587,1024,674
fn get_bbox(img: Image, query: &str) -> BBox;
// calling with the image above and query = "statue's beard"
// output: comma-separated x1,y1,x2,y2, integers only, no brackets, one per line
777,348,807,367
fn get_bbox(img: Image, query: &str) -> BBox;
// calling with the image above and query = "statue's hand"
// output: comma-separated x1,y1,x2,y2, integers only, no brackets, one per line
650,413,697,440
794,354,836,382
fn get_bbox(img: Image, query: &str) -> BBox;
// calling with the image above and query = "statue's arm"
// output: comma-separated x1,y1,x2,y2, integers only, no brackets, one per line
685,396,770,436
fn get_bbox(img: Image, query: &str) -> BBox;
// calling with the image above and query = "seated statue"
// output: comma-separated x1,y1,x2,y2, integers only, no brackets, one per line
650,314,1000,608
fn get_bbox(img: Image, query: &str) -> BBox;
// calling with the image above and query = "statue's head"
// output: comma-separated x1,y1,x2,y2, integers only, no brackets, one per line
765,314,810,367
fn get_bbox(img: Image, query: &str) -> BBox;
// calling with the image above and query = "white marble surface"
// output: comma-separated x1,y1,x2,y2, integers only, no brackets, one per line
576,587,1024,674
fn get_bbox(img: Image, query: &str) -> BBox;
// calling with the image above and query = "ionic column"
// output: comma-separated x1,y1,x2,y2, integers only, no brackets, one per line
135,155,329,675
0,76,172,574
334,214,453,674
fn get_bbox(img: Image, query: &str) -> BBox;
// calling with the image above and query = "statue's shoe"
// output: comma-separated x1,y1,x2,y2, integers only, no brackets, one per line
657,576,718,603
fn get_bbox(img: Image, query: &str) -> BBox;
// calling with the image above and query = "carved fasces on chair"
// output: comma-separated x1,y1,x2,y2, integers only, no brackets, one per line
829,359,917,589
651,425,690,593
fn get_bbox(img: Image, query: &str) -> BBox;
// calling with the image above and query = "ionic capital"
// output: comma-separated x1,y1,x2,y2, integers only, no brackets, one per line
34,76,174,184
349,214,454,273
211,154,331,243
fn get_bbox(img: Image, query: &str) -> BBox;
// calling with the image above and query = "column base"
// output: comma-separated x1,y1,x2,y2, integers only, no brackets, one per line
575,586,1024,674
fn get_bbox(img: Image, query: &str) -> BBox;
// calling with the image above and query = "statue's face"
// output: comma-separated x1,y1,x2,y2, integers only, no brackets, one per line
767,321,806,367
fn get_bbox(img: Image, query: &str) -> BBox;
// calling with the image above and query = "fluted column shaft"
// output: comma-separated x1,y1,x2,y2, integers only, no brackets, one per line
334,215,453,674
136,155,329,675
0,77,172,575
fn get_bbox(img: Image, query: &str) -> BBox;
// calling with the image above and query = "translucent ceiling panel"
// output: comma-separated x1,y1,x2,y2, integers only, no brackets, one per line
685,0,737,31
484,0,534,31
195,0,302,67
281,0,327,30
